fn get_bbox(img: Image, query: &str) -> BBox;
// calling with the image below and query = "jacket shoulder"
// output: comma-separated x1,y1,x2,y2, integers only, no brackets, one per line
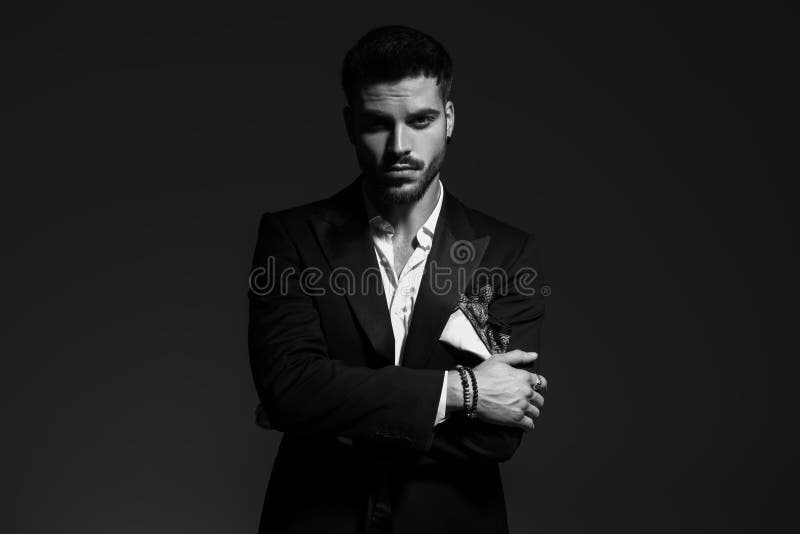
256,178,363,235
452,199,542,272
254,192,338,242
460,202,534,242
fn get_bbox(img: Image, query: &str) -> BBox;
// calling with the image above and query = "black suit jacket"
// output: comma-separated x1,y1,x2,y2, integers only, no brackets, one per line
248,177,546,534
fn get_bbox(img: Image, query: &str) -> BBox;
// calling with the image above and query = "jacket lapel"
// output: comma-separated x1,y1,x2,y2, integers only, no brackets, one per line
310,178,395,365
401,191,490,370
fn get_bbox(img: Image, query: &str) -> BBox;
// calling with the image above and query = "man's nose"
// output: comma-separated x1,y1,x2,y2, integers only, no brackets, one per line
387,124,411,156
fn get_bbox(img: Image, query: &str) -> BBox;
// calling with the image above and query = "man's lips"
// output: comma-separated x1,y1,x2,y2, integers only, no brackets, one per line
385,164,419,172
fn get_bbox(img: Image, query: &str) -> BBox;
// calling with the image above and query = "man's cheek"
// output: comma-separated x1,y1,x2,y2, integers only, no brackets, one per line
362,143,383,163
356,144,381,167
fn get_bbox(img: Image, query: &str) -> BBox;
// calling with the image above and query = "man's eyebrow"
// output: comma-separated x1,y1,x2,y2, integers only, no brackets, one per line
357,108,442,119
357,109,392,119
408,108,441,118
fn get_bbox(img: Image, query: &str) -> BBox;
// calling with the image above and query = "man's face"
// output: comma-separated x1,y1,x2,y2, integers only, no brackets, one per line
346,75,455,205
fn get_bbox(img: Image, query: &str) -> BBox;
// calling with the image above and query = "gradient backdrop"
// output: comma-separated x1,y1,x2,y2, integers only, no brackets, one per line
2,3,794,533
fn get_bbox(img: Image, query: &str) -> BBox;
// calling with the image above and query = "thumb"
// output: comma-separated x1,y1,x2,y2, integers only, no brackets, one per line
495,350,538,366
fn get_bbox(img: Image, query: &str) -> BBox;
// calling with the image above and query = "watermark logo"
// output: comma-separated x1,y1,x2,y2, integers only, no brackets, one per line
450,240,476,264
249,244,551,298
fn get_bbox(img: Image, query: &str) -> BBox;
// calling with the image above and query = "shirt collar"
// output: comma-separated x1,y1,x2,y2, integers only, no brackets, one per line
362,178,444,251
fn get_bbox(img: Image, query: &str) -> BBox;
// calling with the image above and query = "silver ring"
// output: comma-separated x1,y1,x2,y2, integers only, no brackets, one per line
533,374,542,391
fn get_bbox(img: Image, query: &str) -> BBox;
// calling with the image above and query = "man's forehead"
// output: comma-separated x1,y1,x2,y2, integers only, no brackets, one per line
356,75,443,110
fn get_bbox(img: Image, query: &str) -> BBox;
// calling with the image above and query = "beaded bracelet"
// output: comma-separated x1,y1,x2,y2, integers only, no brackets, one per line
464,366,479,419
455,365,472,416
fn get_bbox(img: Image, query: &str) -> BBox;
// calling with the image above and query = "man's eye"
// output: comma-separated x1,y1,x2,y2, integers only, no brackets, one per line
361,120,388,132
410,117,433,127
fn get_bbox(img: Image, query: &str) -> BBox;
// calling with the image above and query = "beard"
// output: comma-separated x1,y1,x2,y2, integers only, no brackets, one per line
362,146,446,206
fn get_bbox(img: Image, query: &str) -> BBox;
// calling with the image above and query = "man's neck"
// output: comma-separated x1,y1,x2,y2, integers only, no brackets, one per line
366,176,441,240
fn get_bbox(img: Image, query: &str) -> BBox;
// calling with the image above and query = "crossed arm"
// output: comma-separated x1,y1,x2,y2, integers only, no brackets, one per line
248,212,546,462
427,233,546,464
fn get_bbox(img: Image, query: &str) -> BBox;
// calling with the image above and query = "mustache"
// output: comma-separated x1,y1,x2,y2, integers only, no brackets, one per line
382,156,424,171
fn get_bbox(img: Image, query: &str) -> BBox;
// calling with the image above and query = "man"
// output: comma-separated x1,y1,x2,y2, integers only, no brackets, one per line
248,25,548,534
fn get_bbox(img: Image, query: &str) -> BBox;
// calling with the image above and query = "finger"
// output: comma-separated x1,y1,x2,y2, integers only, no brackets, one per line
527,372,548,393
524,403,541,419
539,375,548,391
498,350,538,366
530,391,545,408
518,416,535,432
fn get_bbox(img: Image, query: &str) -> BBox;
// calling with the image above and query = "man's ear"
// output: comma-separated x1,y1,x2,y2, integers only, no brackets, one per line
445,100,455,141
343,105,355,145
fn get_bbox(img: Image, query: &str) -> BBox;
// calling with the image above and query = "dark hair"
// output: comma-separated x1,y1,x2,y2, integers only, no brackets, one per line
341,25,453,106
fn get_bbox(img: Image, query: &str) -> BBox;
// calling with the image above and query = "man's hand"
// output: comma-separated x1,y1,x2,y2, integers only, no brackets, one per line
447,350,547,432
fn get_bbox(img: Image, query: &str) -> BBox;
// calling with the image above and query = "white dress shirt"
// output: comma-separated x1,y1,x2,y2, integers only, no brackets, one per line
363,179,450,426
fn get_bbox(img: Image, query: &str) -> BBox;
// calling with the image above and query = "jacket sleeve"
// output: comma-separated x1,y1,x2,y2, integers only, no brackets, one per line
248,212,445,452
427,232,547,464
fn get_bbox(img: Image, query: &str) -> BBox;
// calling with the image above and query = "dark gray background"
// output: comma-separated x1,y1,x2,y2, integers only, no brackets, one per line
2,3,795,533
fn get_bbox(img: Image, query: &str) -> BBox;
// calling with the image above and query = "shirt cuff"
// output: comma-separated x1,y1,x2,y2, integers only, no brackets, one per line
434,371,449,426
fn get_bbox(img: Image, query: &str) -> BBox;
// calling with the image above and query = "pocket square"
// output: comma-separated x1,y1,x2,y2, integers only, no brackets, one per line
439,308,492,359
439,284,511,358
